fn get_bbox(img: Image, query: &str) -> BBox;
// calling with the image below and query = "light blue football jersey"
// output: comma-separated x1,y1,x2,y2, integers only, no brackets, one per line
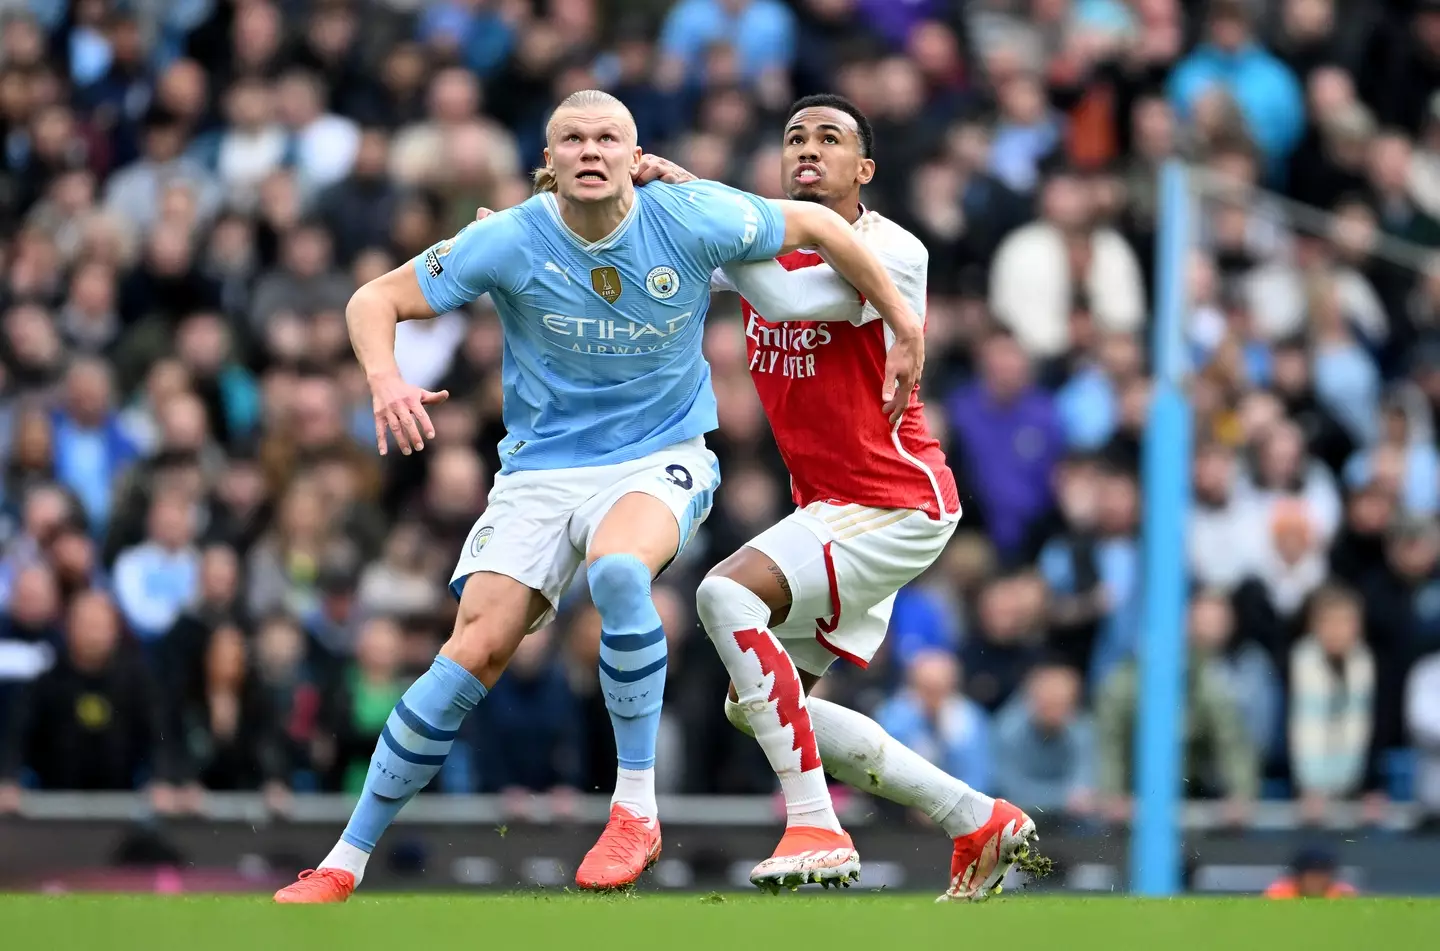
413,181,786,472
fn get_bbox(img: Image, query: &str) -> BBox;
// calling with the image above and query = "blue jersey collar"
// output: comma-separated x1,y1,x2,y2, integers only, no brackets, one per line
540,191,640,255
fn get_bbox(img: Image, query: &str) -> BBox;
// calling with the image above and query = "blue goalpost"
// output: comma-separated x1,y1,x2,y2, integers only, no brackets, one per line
1130,160,1193,896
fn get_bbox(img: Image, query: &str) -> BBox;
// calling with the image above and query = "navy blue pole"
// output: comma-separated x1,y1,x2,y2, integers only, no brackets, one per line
1130,160,1192,896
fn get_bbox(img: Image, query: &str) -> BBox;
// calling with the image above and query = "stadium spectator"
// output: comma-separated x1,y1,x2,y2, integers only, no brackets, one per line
199,75,289,214
1287,72,1372,212
1095,607,1259,823
314,615,409,793
991,660,1095,821
1189,589,1283,769
248,220,352,331
1039,462,1141,686
1360,515,1440,766
473,625,582,794
0,564,60,736
304,553,365,662
1233,496,1330,669
357,523,441,621
0,485,75,610
1289,585,1378,821
988,167,1145,360
171,623,289,804
104,106,221,237
0,591,176,798
253,614,322,788
111,489,202,644
315,128,405,268
1055,331,1144,453
1189,440,1264,592
875,650,992,793
1167,0,1305,182
1263,847,1356,898
962,572,1045,714
3,407,57,512
50,357,137,530
388,66,519,193
273,69,360,200
1344,393,1440,518
948,330,1064,561
657,0,797,88
1034,454,1107,672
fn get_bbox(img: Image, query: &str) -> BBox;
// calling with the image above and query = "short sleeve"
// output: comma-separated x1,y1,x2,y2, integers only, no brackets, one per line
709,267,737,292
413,210,530,315
678,180,787,268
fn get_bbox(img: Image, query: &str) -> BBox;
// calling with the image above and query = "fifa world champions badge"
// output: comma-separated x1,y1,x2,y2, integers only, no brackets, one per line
591,266,622,303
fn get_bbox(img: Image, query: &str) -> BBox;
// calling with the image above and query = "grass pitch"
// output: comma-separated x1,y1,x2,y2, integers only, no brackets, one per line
3,893,1438,951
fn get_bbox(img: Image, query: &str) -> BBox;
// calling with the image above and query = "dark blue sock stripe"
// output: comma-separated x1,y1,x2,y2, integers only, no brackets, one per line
380,725,450,765
393,698,459,741
598,655,668,684
600,626,666,652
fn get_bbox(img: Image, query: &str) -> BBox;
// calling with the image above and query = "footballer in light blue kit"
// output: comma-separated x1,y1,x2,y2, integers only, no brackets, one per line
274,89,924,903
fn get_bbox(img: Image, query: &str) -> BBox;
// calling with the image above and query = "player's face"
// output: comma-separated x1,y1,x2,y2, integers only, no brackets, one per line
544,110,642,204
780,107,874,204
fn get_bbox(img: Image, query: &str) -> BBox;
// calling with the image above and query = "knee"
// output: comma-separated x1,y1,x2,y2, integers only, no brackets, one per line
695,573,763,632
588,553,652,619
694,574,729,627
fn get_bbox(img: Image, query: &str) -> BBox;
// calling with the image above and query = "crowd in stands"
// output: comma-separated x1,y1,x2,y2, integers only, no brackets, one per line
1,0,1439,830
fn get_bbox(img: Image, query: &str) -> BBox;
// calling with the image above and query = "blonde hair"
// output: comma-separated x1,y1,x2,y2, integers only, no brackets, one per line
532,89,635,194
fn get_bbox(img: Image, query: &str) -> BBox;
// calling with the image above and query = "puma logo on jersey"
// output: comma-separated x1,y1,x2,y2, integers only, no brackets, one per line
544,261,571,284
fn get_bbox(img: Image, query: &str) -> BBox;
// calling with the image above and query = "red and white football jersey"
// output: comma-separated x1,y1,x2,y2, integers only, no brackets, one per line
728,208,960,520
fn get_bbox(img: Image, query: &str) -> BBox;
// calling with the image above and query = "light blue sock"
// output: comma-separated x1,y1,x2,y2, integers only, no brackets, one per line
590,554,667,770
340,655,486,852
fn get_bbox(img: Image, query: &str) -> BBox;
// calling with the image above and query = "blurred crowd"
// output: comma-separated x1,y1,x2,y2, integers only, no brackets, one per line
1,0,1440,831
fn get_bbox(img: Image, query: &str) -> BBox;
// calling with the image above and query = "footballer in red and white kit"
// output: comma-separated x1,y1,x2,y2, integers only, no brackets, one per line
718,207,959,680
641,95,1039,900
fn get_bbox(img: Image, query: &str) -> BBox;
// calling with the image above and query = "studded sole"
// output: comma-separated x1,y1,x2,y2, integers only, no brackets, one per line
753,859,862,895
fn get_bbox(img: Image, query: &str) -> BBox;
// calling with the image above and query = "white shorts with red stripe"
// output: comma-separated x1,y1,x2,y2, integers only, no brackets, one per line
744,501,959,676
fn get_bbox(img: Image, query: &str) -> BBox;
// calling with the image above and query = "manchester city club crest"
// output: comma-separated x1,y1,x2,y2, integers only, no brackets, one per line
469,525,494,556
645,265,680,300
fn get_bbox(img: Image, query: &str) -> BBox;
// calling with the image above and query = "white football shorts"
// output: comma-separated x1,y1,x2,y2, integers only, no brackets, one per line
746,501,959,676
450,437,720,630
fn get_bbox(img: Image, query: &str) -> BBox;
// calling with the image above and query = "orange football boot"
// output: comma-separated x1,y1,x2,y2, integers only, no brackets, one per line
749,825,860,893
940,799,1038,902
575,804,662,890
273,868,357,904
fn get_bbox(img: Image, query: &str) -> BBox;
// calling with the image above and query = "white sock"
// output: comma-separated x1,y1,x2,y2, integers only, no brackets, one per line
726,695,993,837
611,766,658,823
698,576,840,833
319,839,371,885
